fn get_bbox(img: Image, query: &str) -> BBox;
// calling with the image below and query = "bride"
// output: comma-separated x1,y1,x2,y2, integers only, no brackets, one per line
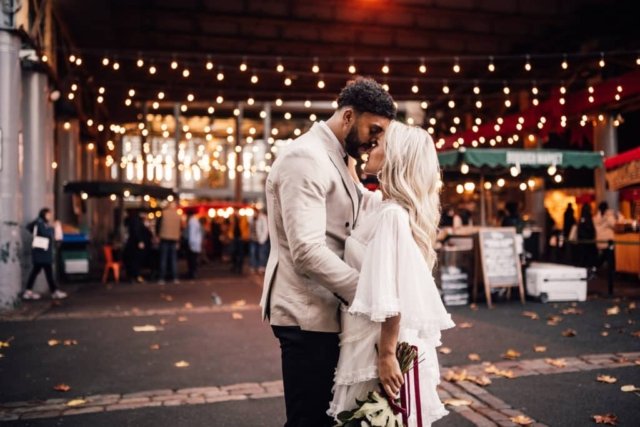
328,121,455,426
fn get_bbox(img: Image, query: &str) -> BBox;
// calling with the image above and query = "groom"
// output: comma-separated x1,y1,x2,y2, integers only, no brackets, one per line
260,78,396,426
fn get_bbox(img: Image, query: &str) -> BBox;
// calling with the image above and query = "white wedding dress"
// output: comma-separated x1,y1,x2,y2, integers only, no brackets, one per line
328,199,455,426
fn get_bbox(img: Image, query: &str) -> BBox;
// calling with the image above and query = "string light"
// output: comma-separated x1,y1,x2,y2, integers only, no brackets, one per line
317,76,326,89
284,76,292,86
598,52,605,68
448,100,455,109
217,69,225,81
247,97,255,106
98,87,105,94
475,100,482,109
157,91,165,99
102,57,110,66
125,98,132,106
524,55,532,71
69,54,76,63
442,82,450,94
75,57,82,66
473,84,480,95
187,93,195,102
531,83,539,95
149,65,157,75
171,60,178,70
348,59,357,74
382,59,390,74
182,68,190,78
312,58,320,73
206,59,214,70
420,101,428,109
276,58,284,73
488,56,495,72
136,58,144,68
112,61,120,70
419,58,427,74
561,55,568,69
208,106,215,114
250,71,258,84
275,98,283,106
452,57,461,73
304,100,311,108
128,89,135,97
503,84,510,95
41,55,48,62
216,95,224,104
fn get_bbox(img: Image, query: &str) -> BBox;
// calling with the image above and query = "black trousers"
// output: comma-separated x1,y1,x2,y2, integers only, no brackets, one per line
187,249,199,279
26,263,56,292
272,326,339,427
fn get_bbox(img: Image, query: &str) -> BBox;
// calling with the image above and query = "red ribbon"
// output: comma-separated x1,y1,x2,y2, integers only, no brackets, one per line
383,345,423,427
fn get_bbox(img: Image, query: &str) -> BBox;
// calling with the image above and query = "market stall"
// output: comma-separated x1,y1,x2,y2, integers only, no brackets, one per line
605,147,640,275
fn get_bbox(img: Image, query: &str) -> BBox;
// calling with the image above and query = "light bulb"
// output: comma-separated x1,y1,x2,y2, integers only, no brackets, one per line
251,74,258,84
171,60,178,70
137,58,144,68
149,65,157,75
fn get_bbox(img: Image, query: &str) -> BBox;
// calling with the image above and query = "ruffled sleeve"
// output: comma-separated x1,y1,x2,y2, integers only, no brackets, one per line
348,204,454,338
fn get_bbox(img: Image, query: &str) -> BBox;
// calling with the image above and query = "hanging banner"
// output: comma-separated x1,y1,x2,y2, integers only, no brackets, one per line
606,160,640,191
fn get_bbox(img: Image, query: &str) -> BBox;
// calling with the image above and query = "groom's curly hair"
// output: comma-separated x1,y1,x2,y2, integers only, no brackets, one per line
337,77,396,119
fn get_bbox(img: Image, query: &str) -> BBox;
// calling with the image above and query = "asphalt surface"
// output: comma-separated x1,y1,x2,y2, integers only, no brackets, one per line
0,263,638,426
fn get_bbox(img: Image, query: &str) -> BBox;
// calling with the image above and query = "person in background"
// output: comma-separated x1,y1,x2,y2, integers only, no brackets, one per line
187,213,203,279
125,212,146,283
501,201,523,232
562,203,576,240
230,213,248,274
210,218,223,261
576,203,598,268
22,208,67,300
458,207,473,227
249,209,270,274
439,206,455,227
594,201,618,269
157,201,181,285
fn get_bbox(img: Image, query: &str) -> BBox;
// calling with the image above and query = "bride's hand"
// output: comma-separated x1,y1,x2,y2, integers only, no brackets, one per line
378,354,404,398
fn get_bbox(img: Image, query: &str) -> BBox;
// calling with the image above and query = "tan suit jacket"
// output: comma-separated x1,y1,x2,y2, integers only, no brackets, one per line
260,122,361,333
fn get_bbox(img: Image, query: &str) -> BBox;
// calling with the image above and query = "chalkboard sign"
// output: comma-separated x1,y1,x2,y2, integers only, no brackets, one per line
476,227,525,307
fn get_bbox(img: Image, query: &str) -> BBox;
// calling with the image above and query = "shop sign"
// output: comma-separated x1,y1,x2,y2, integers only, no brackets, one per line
606,160,640,191
506,151,563,166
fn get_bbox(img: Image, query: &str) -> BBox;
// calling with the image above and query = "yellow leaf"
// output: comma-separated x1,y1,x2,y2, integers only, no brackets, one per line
149,344,160,351
232,312,244,320
472,376,492,386
597,375,617,384
545,358,567,368
510,415,534,425
620,384,640,392
175,360,190,368
485,365,516,379
48,339,60,347
443,369,468,382
521,311,539,320
184,302,194,309
0,337,12,348
66,399,86,407
502,349,521,360
547,315,563,326
160,294,173,302
458,322,473,329
231,299,247,307
601,331,609,337
561,307,583,315
562,328,577,337
629,302,637,310
606,306,620,316
439,347,452,355
133,325,164,332
177,316,188,322
469,303,479,311
534,345,547,353
159,319,169,325
63,339,78,346
53,384,71,392
468,353,481,361
443,398,472,407
592,414,618,425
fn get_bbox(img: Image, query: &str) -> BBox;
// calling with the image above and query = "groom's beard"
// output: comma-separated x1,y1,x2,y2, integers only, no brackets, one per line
344,126,363,159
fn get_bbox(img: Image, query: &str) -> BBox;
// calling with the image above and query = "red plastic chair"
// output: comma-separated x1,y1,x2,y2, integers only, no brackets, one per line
102,245,121,284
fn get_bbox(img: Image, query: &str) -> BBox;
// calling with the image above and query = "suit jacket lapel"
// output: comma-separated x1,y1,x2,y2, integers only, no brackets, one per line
327,150,359,226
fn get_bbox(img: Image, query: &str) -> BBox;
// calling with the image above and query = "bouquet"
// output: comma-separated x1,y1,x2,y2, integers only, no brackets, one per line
335,342,419,427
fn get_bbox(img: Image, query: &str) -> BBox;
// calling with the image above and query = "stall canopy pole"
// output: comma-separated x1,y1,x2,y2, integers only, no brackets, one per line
480,174,487,226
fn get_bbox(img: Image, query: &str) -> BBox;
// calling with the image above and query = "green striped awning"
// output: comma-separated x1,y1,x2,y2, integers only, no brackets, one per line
438,148,603,170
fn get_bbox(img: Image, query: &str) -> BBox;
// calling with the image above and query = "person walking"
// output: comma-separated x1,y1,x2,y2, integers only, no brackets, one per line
249,209,269,274
187,213,203,279
576,203,598,268
157,201,181,284
22,208,67,300
124,212,146,283
260,77,396,426
594,201,619,269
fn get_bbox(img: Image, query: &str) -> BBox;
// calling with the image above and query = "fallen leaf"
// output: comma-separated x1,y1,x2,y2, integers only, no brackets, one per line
232,312,244,320
231,299,247,307
443,369,468,382
562,328,577,337
534,345,547,353
592,414,617,425
133,325,164,332
502,349,521,360
66,399,86,407
561,307,583,315
458,322,473,329
547,315,563,326
620,384,640,392
601,331,610,337
48,339,60,347
160,294,173,302
510,415,534,425
0,337,12,348
177,316,188,322
597,375,617,384
175,360,190,368
468,353,481,361
606,306,620,316
438,347,452,355
184,302,194,309
522,311,539,320
53,384,71,392
149,344,160,351
63,339,78,346
472,376,492,386
159,319,168,325
469,303,478,311
629,302,637,310
443,398,472,407
545,358,567,368
631,331,640,338
485,365,516,379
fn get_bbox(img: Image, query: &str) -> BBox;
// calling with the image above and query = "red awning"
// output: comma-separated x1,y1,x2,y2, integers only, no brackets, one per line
604,147,640,170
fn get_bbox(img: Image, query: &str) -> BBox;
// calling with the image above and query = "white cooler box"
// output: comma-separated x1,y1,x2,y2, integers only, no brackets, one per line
526,262,587,302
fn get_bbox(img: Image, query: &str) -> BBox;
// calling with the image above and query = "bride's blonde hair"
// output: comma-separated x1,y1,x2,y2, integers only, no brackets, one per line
378,121,441,269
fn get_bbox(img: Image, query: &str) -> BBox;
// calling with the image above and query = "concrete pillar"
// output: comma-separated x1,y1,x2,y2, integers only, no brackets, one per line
55,119,80,225
173,103,182,189
0,31,23,307
21,70,54,293
593,116,618,212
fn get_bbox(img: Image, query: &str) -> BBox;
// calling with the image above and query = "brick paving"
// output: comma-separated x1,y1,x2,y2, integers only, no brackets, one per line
1,350,638,423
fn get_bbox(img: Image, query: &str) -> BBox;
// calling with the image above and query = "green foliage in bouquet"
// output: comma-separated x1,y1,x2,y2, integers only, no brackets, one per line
334,342,418,427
